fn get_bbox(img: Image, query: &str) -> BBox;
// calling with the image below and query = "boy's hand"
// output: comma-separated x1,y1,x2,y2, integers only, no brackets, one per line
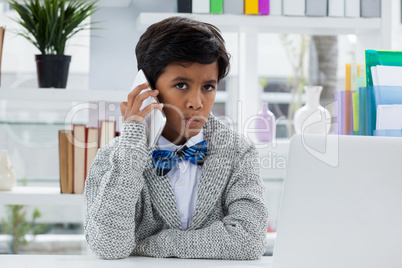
120,82,164,123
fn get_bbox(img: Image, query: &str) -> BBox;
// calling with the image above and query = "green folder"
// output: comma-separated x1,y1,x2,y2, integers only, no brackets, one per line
365,50,402,135
365,49,402,86
210,0,223,14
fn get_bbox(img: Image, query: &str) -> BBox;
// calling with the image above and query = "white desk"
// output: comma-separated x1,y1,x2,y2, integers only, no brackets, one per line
0,255,273,268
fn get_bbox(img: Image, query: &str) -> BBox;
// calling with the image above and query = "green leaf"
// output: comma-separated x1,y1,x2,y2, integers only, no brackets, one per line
8,0,100,55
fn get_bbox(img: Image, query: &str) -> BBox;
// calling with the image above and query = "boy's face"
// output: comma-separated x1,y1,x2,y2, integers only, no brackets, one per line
155,61,218,145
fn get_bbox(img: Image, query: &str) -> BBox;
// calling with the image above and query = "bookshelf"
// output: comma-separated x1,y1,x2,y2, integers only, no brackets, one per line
0,187,83,206
135,0,392,133
0,88,127,103
137,12,382,36
0,2,394,231
0,87,228,104
0,0,132,7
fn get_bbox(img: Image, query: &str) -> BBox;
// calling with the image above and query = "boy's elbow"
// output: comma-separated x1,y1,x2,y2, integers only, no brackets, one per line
95,250,131,260
85,234,134,260
237,233,267,260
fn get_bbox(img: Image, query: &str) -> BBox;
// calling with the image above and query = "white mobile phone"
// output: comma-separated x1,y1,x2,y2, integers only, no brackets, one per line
131,69,166,148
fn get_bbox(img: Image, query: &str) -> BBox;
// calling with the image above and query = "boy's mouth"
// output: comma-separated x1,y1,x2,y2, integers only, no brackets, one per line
184,117,200,126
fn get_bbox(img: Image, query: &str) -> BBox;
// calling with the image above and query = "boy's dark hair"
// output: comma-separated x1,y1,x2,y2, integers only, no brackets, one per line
136,16,230,89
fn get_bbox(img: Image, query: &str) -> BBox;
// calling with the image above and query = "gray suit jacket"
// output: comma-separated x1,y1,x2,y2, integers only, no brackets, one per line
84,113,269,260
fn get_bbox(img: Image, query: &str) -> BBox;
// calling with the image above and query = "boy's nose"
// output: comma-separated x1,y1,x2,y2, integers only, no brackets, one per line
186,91,203,110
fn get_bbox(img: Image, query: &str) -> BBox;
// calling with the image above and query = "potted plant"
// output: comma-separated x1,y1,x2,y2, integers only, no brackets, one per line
9,0,99,88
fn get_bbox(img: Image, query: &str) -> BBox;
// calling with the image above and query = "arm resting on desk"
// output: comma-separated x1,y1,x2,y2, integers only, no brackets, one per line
135,145,269,260
84,121,149,260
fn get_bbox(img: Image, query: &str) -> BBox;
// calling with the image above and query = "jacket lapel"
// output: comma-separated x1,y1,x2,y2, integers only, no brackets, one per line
187,114,237,230
143,159,182,230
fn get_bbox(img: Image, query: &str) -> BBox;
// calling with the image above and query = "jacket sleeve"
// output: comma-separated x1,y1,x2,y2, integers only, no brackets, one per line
84,120,150,260
135,143,269,260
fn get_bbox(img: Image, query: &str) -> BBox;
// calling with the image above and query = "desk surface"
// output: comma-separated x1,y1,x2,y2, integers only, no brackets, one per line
0,255,273,268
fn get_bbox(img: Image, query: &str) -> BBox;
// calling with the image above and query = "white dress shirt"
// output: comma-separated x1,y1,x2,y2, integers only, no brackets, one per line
156,129,204,230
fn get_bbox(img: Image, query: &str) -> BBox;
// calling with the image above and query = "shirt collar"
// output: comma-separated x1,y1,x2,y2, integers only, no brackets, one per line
157,128,204,151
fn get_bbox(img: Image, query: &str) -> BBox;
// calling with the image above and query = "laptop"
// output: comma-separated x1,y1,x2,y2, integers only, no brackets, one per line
272,134,402,268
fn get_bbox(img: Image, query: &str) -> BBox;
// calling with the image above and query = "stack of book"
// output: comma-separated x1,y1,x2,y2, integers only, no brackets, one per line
334,49,402,137
58,120,120,194
178,0,381,17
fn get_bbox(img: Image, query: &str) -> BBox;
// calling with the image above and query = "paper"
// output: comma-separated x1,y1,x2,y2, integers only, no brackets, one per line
376,105,402,130
371,66,379,86
376,65,402,86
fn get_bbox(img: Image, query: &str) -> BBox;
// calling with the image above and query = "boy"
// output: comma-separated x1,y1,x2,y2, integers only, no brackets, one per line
84,16,268,260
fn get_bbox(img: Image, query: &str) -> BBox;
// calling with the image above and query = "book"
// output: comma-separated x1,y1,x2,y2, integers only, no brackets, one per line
66,131,74,193
269,0,282,15
88,101,122,136
345,64,352,135
245,0,259,14
223,0,244,14
259,0,269,15
352,92,359,134
354,64,365,133
0,26,5,87
376,105,402,130
192,0,209,13
99,120,116,148
283,0,305,16
345,0,360,17
306,0,327,16
350,63,357,134
178,0,192,13
58,130,73,194
328,0,344,17
85,127,99,180
73,124,86,194
340,91,345,135
334,91,341,134
361,0,381,18
210,0,223,14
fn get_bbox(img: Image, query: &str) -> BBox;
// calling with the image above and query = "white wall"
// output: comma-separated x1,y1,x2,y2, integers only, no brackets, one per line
89,0,176,91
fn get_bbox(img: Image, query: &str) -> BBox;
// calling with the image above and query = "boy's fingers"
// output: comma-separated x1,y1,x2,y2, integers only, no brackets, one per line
127,82,149,109
136,102,164,120
132,89,159,113
120,102,127,116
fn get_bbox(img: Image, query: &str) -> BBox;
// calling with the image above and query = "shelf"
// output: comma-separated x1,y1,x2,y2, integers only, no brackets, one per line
0,0,131,7
136,12,381,35
0,87,228,104
0,87,128,103
0,187,84,206
0,120,87,125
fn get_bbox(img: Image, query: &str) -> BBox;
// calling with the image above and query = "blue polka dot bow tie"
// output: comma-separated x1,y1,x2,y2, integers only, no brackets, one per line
152,141,207,176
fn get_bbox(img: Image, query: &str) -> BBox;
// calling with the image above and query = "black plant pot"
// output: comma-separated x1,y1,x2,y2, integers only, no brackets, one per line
35,54,71,88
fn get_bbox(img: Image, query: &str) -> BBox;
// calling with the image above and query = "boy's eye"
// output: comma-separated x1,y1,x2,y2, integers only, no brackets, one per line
175,83,187,90
203,85,215,91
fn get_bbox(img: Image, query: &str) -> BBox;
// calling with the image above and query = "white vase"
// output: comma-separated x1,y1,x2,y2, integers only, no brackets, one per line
294,86,331,135
0,150,16,191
